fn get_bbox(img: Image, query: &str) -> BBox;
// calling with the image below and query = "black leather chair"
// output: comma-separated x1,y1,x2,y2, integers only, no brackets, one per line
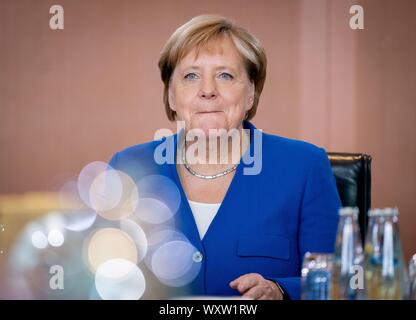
327,153,372,244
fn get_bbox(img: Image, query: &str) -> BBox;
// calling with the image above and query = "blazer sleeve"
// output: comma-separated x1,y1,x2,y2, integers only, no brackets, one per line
108,152,119,168
269,147,341,300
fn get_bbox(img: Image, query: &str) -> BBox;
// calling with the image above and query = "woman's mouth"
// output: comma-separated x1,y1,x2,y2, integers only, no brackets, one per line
197,111,222,114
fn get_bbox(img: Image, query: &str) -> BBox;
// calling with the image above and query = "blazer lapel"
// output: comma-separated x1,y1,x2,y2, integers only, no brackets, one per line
168,133,204,251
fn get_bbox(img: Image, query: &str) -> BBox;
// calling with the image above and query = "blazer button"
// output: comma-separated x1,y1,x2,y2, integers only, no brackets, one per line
192,251,203,263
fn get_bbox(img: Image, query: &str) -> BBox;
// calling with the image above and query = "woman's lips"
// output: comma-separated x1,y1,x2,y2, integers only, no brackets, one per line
197,111,222,114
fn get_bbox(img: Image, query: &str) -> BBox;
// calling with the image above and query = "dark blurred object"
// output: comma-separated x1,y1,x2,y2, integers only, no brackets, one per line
327,153,372,244
409,254,416,300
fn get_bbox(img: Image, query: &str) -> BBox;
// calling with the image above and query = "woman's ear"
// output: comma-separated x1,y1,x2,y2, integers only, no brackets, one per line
246,82,255,111
168,83,176,112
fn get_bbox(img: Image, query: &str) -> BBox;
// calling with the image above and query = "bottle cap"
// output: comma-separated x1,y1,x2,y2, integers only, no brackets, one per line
338,206,359,217
368,207,399,216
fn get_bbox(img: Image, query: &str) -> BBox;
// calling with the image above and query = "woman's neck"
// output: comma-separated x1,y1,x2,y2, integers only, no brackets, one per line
180,125,250,174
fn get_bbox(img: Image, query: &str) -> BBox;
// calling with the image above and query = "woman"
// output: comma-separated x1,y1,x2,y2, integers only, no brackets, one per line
109,15,341,300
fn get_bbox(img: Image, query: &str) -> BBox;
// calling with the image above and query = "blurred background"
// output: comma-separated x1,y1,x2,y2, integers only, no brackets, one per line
0,0,415,295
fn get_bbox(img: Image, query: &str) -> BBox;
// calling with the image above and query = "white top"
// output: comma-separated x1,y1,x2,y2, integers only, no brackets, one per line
188,200,221,240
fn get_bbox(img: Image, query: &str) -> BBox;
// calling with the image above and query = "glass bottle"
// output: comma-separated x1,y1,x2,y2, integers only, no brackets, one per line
301,252,333,300
364,207,407,299
331,207,365,300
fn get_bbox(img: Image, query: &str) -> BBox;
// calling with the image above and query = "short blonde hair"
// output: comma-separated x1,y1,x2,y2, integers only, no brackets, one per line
158,15,267,121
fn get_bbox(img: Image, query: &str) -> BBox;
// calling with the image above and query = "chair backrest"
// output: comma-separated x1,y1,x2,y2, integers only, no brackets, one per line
327,152,372,243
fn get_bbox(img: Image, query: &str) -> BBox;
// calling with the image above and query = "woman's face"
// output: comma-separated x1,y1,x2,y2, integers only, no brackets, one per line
169,35,255,135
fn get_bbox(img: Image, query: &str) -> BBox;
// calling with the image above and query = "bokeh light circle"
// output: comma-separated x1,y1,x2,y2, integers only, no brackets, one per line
137,175,181,216
47,229,64,247
135,197,173,224
89,169,123,212
119,219,148,263
95,258,145,300
77,161,109,208
59,180,85,209
150,240,201,287
144,228,189,271
31,231,48,249
86,228,138,273
146,228,188,248
63,210,97,232
94,170,139,221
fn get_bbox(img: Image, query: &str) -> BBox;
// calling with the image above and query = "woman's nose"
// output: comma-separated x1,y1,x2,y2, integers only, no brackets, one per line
199,78,218,99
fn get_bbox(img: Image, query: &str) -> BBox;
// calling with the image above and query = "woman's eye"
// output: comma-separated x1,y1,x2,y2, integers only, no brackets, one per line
184,73,199,80
218,72,233,80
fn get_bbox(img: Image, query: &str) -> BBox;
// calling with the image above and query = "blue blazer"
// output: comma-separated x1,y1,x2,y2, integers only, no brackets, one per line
109,121,341,300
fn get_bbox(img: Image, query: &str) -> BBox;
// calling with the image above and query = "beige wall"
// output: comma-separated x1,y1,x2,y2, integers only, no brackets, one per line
0,0,415,259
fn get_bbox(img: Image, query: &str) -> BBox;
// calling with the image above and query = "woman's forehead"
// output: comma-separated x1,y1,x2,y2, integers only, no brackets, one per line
177,35,245,68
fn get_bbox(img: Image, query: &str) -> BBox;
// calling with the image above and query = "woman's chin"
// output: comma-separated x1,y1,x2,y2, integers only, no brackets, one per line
190,117,229,136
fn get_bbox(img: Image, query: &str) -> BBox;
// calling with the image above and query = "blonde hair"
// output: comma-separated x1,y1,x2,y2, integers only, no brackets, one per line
158,15,267,121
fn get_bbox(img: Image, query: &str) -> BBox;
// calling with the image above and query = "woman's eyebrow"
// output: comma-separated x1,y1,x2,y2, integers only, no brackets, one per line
181,65,238,72
181,66,201,71
215,66,238,72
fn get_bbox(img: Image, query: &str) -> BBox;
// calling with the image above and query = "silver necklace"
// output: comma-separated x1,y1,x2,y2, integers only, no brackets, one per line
181,146,238,180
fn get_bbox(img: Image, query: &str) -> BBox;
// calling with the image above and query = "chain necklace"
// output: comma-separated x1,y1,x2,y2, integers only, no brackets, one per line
181,145,238,180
